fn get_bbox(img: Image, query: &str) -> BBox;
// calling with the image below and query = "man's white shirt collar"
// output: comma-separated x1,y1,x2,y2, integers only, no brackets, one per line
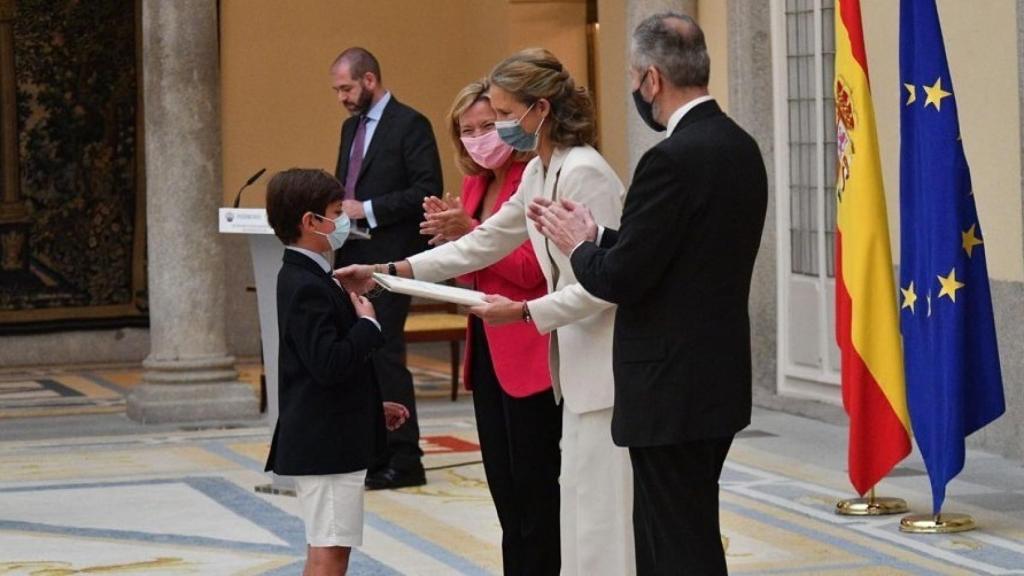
365,91,391,123
665,95,715,138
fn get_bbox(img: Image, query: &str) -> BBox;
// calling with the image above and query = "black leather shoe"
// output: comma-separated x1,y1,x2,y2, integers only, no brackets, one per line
365,465,427,490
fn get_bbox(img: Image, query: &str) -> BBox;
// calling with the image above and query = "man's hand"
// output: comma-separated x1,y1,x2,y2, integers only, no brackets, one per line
420,196,473,246
469,294,524,326
527,198,598,256
382,402,410,431
342,199,366,220
334,264,377,294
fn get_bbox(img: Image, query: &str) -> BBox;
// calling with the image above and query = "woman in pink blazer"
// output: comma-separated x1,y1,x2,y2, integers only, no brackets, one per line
420,79,560,575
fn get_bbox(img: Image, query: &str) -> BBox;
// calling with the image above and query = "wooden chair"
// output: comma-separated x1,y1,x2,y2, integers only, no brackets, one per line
403,301,467,401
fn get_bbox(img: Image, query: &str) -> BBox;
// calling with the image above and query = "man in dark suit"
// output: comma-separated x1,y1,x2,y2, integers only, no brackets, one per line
330,47,444,489
530,13,767,575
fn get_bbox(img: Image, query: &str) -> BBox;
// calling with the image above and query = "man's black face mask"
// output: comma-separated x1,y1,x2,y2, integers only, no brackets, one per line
632,70,666,132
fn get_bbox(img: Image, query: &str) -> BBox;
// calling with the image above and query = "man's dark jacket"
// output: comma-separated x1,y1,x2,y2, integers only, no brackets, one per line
571,100,768,447
334,96,443,266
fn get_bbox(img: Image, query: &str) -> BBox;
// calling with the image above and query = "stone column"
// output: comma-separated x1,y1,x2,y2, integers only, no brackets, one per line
727,0,777,396
0,0,30,274
624,0,697,177
975,0,1024,461
128,0,258,423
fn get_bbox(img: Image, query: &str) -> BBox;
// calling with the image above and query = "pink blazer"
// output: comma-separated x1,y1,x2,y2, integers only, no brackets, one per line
458,162,552,397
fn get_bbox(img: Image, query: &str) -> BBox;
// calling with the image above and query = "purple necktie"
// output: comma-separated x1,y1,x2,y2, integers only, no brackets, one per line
344,116,368,200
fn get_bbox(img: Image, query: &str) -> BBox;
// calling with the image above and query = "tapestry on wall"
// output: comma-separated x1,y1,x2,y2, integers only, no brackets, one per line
0,0,146,333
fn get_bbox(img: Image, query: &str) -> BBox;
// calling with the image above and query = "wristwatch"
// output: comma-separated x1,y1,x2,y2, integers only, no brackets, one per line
387,262,397,275
521,301,532,323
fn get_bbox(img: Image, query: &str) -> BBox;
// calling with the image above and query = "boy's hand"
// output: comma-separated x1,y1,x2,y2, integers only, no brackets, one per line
335,264,377,294
349,291,376,319
382,402,409,431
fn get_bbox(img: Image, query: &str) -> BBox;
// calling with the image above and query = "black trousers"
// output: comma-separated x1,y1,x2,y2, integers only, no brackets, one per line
470,317,562,576
629,437,734,576
371,289,423,471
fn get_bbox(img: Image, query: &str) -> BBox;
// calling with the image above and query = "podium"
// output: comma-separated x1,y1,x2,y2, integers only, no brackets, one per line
218,208,293,494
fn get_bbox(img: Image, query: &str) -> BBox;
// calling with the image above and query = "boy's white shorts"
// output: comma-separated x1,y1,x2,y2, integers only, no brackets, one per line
292,470,368,547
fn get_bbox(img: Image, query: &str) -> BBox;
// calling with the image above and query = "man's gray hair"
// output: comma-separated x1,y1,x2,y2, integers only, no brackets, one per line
631,12,710,88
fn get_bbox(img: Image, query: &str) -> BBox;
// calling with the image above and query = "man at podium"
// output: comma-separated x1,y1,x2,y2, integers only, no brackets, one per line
329,47,444,489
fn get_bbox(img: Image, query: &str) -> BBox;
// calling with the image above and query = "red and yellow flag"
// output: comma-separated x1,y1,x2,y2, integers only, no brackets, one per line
834,0,911,495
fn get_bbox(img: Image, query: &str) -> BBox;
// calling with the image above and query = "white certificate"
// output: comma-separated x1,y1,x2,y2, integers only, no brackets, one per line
372,273,486,307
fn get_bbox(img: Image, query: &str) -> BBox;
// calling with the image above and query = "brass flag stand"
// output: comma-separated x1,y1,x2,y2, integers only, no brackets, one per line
836,488,908,516
900,511,975,534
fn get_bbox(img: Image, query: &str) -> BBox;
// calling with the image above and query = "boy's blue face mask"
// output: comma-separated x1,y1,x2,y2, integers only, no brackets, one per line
495,102,546,152
311,212,351,251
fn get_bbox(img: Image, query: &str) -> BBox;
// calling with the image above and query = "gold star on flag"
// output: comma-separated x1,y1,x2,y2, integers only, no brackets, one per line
962,224,984,258
923,77,952,111
901,282,918,313
937,268,965,302
904,83,917,105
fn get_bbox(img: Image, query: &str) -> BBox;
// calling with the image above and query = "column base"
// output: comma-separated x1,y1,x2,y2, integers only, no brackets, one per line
129,354,259,423
127,381,260,424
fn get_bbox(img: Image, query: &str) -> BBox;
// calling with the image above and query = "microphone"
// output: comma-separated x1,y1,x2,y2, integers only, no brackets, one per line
232,168,267,208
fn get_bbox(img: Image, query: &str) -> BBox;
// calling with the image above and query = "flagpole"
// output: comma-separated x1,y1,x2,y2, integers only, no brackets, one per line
833,0,915,515
836,485,908,516
895,0,1004,535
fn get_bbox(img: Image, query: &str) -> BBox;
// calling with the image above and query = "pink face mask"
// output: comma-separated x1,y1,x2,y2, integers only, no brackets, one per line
461,129,514,170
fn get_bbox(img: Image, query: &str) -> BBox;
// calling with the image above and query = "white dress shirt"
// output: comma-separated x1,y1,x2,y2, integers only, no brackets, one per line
352,91,392,229
665,94,715,137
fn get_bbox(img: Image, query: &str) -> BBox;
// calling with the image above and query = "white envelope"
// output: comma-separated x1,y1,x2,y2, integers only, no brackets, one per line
372,273,486,307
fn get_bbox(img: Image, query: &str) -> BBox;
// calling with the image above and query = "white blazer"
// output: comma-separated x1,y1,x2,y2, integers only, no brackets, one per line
408,145,625,414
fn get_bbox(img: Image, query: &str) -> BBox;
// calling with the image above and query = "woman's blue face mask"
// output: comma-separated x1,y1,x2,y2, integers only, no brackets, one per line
495,102,545,152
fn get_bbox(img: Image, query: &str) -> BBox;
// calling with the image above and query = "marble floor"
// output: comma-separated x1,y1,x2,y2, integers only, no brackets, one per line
1,358,1024,575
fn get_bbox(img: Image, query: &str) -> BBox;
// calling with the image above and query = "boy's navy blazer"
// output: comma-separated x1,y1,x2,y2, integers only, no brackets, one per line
265,249,386,476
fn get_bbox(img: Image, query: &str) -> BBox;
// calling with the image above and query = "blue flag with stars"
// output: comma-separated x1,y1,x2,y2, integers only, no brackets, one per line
899,0,1005,514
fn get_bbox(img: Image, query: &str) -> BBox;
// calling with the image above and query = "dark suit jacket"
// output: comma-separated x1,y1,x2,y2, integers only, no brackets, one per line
571,100,768,447
334,96,443,266
265,249,387,475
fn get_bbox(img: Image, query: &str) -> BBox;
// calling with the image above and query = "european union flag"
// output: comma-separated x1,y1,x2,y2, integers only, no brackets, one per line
899,0,1005,514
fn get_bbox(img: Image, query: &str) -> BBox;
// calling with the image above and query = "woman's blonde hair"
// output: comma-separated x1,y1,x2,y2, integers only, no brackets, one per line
447,78,530,176
488,48,597,149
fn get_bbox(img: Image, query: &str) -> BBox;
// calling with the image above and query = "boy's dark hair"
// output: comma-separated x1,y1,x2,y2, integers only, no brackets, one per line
265,169,346,245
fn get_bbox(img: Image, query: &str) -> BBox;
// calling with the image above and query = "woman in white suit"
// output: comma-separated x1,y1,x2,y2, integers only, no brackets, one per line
337,48,635,576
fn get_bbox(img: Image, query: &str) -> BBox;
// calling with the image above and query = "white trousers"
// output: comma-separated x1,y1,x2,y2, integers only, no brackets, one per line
560,406,636,576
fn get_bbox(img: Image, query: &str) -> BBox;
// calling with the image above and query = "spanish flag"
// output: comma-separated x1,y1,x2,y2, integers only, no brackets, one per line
834,0,912,495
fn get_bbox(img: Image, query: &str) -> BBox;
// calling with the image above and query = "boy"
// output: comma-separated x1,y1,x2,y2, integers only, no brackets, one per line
264,168,409,575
